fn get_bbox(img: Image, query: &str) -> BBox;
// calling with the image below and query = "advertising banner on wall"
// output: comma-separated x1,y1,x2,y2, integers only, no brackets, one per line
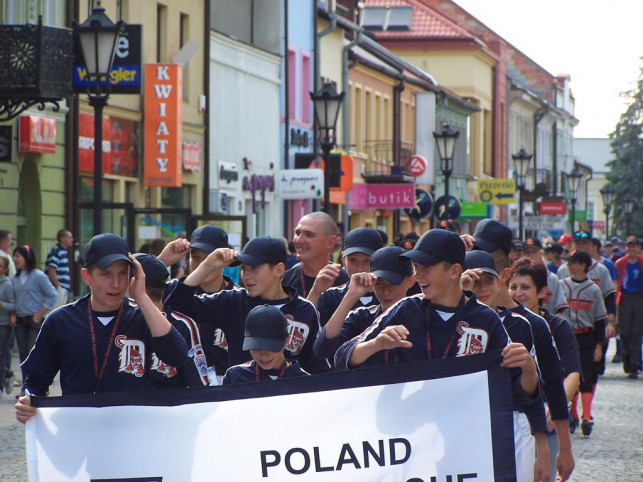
144,63,183,186
26,351,515,481
78,114,138,176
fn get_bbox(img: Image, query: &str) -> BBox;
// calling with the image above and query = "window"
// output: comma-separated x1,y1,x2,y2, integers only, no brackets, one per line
156,3,167,62
301,53,311,123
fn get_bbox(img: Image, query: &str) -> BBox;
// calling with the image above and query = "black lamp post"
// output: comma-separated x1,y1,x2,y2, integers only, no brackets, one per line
599,185,614,238
566,168,583,233
74,5,124,235
310,82,344,214
624,196,635,235
512,147,532,240
433,124,459,203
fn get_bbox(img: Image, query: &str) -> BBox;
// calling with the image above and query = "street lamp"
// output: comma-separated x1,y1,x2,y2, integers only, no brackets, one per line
624,196,635,235
599,185,614,238
74,5,124,235
310,82,344,214
512,147,532,240
433,124,459,203
566,168,583,233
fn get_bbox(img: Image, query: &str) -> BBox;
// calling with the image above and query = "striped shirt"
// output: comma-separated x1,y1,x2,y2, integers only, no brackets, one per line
45,243,71,291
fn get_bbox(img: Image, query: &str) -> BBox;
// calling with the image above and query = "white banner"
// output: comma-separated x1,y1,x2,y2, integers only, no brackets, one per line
26,352,515,481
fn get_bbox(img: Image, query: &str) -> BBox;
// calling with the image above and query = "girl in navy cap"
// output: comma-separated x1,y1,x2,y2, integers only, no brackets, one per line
223,305,309,384
15,234,189,423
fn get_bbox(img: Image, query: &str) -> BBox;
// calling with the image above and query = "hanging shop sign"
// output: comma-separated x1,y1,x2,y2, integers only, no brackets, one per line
349,183,415,210
183,139,201,172
278,169,324,199
144,63,183,187
18,116,56,153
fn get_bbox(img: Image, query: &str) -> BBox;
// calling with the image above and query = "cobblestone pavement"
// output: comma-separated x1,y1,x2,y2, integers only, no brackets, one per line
1,344,641,481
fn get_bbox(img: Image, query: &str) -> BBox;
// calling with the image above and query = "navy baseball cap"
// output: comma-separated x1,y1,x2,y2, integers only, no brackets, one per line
343,227,384,256
473,219,513,255
133,253,169,289
544,243,564,255
242,305,290,352
84,233,132,269
190,225,229,254
523,237,543,250
400,229,465,267
512,240,524,251
464,251,499,278
610,236,621,244
370,246,413,284
233,236,287,267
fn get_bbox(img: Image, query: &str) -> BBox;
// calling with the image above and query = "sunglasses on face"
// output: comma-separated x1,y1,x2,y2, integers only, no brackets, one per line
573,231,589,239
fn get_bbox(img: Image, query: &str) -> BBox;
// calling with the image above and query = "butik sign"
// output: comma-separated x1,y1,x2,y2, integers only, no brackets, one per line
19,116,56,154
349,184,415,209
144,64,182,187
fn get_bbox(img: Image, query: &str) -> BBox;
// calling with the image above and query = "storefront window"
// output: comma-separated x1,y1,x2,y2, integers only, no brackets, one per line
80,177,114,202
162,186,191,208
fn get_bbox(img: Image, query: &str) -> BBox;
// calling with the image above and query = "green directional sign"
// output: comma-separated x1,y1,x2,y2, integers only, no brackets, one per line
477,179,516,205
460,202,491,219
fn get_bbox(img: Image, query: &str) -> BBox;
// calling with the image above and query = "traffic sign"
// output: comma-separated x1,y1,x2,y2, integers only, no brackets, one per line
434,195,461,220
405,189,433,220
477,179,516,205
404,155,427,178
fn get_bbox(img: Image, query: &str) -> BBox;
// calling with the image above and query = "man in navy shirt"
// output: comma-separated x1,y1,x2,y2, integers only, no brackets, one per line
15,234,188,423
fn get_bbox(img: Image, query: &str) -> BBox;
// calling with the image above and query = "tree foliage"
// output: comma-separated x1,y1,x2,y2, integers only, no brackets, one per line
607,67,643,237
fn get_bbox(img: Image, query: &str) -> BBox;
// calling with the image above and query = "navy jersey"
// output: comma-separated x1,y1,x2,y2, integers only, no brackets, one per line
22,295,188,396
511,303,568,422
165,281,330,374
222,359,309,384
164,276,237,377
316,281,379,327
282,263,349,299
541,309,581,379
148,311,210,388
314,304,382,360
498,307,547,434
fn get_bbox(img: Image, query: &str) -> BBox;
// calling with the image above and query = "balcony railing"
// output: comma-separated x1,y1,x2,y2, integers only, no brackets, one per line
362,139,413,166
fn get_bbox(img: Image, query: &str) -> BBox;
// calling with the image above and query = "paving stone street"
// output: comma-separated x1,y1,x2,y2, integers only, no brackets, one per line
0,343,641,481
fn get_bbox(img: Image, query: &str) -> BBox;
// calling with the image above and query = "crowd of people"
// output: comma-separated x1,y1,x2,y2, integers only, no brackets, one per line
2,215,642,482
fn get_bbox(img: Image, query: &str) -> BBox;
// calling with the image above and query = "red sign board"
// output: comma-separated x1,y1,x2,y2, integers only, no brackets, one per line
78,113,112,173
19,116,56,153
404,155,427,177
183,139,202,171
539,202,566,215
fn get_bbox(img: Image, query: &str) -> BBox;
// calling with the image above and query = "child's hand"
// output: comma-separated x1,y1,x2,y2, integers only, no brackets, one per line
347,272,376,297
203,248,237,269
501,342,536,373
375,325,413,351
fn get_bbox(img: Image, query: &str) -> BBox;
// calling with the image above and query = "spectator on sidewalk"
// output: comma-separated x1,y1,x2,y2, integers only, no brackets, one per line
45,229,73,309
0,254,15,397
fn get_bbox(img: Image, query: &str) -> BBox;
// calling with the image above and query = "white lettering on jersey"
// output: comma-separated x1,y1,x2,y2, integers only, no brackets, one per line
115,335,145,377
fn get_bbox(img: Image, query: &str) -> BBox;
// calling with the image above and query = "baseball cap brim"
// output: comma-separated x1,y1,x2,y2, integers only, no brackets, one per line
343,246,376,256
233,253,267,267
473,237,502,254
94,253,133,269
477,267,499,277
372,269,405,285
243,336,286,352
399,250,443,266
190,242,215,254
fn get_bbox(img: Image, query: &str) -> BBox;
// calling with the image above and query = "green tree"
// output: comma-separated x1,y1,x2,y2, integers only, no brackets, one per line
607,67,643,237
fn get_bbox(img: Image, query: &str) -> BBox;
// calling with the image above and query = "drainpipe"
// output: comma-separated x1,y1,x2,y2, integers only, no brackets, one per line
392,79,405,235
585,169,593,231
341,29,361,234
552,121,558,195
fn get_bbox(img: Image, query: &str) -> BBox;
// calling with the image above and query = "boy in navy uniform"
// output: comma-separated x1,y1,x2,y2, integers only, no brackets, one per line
560,250,608,437
314,246,415,361
472,220,574,480
15,234,188,423
316,227,384,328
334,229,539,407
160,225,238,382
165,236,329,374
223,305,309,384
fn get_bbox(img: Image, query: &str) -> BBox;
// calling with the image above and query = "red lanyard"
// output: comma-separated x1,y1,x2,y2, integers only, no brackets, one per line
255,360,288,382
426,329,458,360
87,300,123,387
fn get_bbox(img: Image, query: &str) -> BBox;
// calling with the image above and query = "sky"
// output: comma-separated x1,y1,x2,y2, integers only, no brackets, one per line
453,0,642,139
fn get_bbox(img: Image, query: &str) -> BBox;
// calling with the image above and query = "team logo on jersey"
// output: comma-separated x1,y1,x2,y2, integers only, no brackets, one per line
150,353,178,378
115,335,145,377
285,318,309,355
455,321,489,356
568,299,593,311
213,328,228,351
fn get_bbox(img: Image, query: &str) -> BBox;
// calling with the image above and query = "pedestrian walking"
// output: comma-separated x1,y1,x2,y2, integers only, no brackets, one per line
0,254,15,397
11,245,57,392
45,229,73,309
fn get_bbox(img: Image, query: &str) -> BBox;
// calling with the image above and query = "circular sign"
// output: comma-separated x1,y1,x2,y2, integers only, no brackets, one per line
434,195,461,221
405,189,433,220
404,155,427,178
479,190,493,203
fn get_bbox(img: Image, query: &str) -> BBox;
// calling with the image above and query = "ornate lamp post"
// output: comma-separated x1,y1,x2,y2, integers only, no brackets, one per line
433,124,459,203
310,82,344,214
566,168,583,233
599,185,614,238
74,4,124,235
512,147,532,240
624,196,635,235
